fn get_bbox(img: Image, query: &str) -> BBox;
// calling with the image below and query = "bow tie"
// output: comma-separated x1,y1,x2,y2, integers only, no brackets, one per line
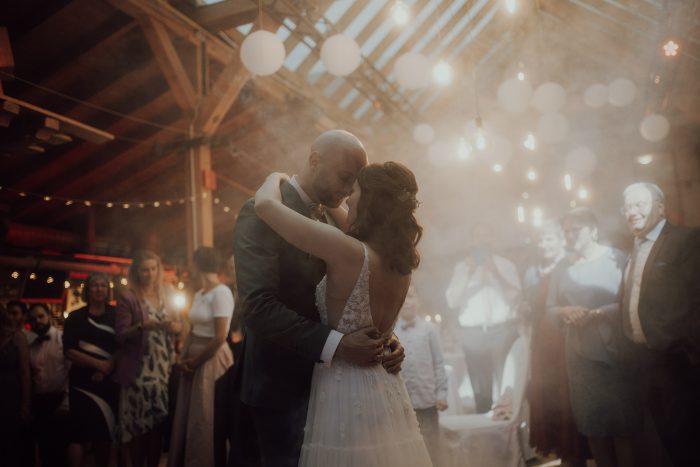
309,203,327,222
34,334,50,343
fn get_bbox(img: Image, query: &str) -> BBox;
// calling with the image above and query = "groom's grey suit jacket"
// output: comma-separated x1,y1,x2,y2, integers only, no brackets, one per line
233,181,332,409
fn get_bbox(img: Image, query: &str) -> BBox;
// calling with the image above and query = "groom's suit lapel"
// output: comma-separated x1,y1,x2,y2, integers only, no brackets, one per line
281,181,312,218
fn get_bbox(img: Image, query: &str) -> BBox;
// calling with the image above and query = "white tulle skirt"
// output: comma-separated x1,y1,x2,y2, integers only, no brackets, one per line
299,361,433,467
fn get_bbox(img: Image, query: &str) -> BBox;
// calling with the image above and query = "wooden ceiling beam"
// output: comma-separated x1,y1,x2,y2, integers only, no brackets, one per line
194,51,249,135
14,21,139,106
15,112,186,223
139,16,197,112
12,92,175,192
107,0,236,64
186,0,259,32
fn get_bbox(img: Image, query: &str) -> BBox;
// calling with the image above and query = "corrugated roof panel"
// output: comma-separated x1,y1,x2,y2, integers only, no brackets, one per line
353,100,373,119
320,0,356,29
344,0,388,39
412,0,468,53
284,42,313,71
339,88,361,109
374,0,443,70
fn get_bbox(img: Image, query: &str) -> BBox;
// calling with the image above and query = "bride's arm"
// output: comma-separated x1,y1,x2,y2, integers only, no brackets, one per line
255,173,361,265
327,206,350,232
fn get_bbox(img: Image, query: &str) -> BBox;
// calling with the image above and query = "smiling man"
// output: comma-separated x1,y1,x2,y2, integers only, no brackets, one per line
621,182,700,466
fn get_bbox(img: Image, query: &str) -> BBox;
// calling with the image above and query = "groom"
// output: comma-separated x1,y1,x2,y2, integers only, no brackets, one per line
232,130,405,467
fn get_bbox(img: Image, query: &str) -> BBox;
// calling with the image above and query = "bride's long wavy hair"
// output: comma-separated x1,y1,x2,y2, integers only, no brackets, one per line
348,162,422,275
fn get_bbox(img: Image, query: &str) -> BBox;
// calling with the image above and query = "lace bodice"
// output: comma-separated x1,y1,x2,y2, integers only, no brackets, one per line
315,243,373,334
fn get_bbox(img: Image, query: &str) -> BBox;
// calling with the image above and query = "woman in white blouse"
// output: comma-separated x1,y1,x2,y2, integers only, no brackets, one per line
168,247,234,467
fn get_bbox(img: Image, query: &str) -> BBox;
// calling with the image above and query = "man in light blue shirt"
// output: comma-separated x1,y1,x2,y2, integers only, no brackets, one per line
396,286,449,466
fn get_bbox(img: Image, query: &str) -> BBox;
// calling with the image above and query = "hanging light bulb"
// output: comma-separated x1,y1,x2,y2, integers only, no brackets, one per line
532,207,543,227
391,1,410,25
578,187,589,200
523,133,536,151
492,163,504,173
432,61,453,86
517,71,525,81
457,138,472,160
473,116,487,151
517,205,525,223
505,0,518,14
527,168,537,181
564,173,573,191
663,40,679,57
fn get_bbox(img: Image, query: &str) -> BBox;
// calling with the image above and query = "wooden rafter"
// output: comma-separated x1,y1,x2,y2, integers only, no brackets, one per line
139,15,197,112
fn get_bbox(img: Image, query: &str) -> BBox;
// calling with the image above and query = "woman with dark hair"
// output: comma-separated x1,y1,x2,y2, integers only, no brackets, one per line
0,303,31,467
254,161,430,466
547,208,640,467
63,272,119,467
168,246,234,467
114,250,182,467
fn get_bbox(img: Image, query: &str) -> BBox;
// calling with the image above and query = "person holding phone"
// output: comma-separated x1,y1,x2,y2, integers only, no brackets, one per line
445,223,522,414
114,250,182,467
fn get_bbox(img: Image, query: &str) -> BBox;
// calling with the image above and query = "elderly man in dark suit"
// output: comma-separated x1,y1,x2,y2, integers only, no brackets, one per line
229,130,405,467
621,182,700,466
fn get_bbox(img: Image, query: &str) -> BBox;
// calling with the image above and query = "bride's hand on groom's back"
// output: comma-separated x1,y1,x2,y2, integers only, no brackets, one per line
336,327,386,366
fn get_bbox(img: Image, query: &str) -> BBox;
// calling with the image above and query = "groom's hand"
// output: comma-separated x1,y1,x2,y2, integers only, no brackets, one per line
382,334,404,374
336,327,385,366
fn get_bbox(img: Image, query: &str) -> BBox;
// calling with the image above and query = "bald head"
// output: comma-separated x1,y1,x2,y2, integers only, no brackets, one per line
300,130,368,207
310,130,367,166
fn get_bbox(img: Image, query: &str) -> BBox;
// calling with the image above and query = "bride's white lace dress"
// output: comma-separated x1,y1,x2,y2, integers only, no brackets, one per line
299,244,433,467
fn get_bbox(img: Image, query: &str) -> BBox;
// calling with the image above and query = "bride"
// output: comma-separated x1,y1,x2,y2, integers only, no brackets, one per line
254,161,432,466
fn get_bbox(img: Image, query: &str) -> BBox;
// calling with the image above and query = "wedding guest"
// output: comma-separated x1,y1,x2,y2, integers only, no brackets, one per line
524,220,589,466
168,246,234,467
63,272,119,467
0,304,31,467
395,285,448,466
620,183,700,466
7,299,37,344
547,208,640,467
114,250,182,467
445,223,522,413
28,303,71,467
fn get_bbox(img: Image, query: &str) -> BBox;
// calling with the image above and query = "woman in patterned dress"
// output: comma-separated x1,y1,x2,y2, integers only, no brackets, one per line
113,250,182,467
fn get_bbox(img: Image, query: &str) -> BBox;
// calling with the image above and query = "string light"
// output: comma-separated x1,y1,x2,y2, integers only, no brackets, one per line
120,278,128,286
493,163,504,173
391,1,410,25
523,133,536,151
46,276,54,284
424,315,432,322
505,0,518,14
578,187,589,200
517,205,525,223
434,314,442,324
527,168,537,181
564,173,573,191
457,138,472,160
532,207,543,227
636,154,654,165
11,271,19,279
29,272,37,280
517,71,525,81
64,280,71,289
663,40,679,57
177,281,185,290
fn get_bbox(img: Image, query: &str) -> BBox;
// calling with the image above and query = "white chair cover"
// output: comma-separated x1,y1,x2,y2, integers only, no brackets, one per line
438,334,530,467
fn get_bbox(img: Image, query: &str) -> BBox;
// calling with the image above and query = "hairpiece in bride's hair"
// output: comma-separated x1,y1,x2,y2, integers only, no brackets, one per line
397,189,419,208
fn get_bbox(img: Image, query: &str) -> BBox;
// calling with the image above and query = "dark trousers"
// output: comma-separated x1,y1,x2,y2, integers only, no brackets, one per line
461,321,519,413
32,392,69,467
640,350,700,466
246,400,309,467
415,407,442,466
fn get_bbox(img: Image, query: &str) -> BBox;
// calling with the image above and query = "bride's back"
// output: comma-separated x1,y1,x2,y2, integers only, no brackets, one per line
323,242,410,335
